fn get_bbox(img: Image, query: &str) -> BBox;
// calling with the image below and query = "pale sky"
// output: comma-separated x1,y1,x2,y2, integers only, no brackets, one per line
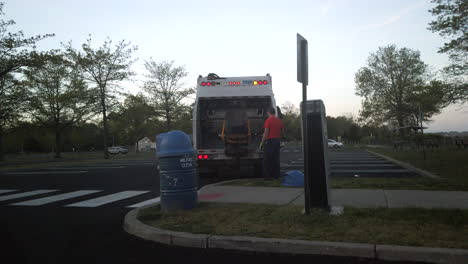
5,0,468,132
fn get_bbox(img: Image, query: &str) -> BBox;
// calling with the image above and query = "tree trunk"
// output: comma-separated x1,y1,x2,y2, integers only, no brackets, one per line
101,93,109,159
397,116,405,137
55,128,62,158
0,128,4,162
166,110,171,131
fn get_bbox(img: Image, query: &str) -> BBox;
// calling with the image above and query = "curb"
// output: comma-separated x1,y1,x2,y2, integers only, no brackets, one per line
366,149,440,179
123,204,468,264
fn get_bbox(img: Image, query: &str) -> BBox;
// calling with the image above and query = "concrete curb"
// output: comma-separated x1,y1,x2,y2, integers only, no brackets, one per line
123,204,468,264
366,149,440,179
200,179,246,189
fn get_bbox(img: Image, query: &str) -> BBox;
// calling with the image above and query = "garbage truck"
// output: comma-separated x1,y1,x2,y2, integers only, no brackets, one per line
192,73,278,177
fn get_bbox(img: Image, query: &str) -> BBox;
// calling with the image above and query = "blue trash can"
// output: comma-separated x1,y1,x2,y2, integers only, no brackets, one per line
156,130,198,212
282,170,304,187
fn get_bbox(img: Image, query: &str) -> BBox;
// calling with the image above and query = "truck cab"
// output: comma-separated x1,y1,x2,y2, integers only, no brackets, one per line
192,73,277,177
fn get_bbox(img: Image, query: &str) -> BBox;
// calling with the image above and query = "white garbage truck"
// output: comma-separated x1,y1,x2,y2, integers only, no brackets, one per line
192,73,278,177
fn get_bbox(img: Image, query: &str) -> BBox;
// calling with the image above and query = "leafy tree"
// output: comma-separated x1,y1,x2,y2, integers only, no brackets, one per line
65,37,137,159
143,60,194,131
0,2,54,160
428,0,467,75
355,45,449,132
280,102,301,141
68,122,102,151
327,115,354,140
108,94,161,149
24,54,94,158
428,0,468,102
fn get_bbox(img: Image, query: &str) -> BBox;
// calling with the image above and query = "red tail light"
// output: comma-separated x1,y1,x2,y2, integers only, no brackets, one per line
198,155,203,159
203,154,209,159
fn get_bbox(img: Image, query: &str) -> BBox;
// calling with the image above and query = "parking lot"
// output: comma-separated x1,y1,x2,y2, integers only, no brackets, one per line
280,146,419,178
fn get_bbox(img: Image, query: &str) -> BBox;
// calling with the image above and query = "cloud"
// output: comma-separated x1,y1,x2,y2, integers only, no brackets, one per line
355,0,427,31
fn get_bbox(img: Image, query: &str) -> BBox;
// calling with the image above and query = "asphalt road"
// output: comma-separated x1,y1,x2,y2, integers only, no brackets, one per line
0,153,423,264
281,146,419,178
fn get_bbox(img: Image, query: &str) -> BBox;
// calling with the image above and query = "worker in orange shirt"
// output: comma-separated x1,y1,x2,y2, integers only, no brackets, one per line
260,107,284,180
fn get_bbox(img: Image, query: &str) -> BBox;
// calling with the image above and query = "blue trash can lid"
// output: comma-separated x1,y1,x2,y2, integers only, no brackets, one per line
282,170,304,187
156,130,195,157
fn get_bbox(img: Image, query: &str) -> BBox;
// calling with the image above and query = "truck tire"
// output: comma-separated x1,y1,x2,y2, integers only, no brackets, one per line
254,160,263,178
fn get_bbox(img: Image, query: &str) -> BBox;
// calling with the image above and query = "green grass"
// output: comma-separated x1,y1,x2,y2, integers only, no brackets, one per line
0,151,155,171
370,148,468,190
139,203,468,249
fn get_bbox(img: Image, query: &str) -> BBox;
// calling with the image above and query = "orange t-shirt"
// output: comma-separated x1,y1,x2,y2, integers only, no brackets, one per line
263,116,283,139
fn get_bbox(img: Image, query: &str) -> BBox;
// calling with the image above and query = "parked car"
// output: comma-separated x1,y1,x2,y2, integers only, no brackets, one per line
107,146,128,154
327,139,343,148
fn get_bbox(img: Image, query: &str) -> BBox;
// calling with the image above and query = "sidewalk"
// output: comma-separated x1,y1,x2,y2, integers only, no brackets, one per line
198,184,468,209
124,183,468,264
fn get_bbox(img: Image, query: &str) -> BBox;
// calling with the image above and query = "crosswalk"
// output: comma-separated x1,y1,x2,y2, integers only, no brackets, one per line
0,189,159,209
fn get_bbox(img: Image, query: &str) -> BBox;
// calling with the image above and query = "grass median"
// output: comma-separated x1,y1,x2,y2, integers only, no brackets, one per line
139,203,468,249
369,148,468,190
0,151,155,171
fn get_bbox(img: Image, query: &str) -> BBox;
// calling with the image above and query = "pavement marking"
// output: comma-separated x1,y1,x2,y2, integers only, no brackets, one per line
66,191,149,207
47,167,125,170
332,164,398,168
332,169,410,173
0,190,58,202
0,189,17,195
94,163,155,166
10,190,102,206
127,197,160,208
3,171,88,175
331,161,391,164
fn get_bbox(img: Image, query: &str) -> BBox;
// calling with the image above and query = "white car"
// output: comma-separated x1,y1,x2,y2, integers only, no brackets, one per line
107,146,128,154
327,139,343,148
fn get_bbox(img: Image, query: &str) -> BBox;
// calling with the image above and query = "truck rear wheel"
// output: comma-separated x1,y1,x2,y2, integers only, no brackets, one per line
254,160,263,178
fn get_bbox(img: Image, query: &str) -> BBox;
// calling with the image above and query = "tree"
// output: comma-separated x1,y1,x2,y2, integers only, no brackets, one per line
24,54,94,158
143,60,194,131
327,115,354,140
428,0,468,102
65,37,137,159
280,102,301,141
108,94,160,149
355,45,449,131
0,2,54,160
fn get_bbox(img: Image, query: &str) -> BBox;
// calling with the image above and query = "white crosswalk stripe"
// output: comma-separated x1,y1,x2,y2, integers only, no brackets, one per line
127,197,160,208
0,190,58,202
0,189,17,195
10,190,102,206
65,191,149,207
3,171,87,175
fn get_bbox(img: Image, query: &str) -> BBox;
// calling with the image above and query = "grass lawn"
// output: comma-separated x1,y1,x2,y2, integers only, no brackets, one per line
370,148,468,190
0,151,155,171
139,203,468,249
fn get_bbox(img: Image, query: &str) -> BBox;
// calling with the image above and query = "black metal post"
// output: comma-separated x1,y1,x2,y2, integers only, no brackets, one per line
302,83,310,215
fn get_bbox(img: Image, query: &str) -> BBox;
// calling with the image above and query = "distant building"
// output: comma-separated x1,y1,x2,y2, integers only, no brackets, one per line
137,137,156,152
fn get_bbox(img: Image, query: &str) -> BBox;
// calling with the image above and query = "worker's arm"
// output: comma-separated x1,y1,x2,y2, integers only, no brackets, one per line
261,128,269,143
260,128,269,149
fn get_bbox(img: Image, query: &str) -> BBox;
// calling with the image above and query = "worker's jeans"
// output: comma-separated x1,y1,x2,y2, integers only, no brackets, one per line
263,138,280,179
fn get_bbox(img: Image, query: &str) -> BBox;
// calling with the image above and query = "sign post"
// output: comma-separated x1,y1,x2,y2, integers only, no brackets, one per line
297,33,310,215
